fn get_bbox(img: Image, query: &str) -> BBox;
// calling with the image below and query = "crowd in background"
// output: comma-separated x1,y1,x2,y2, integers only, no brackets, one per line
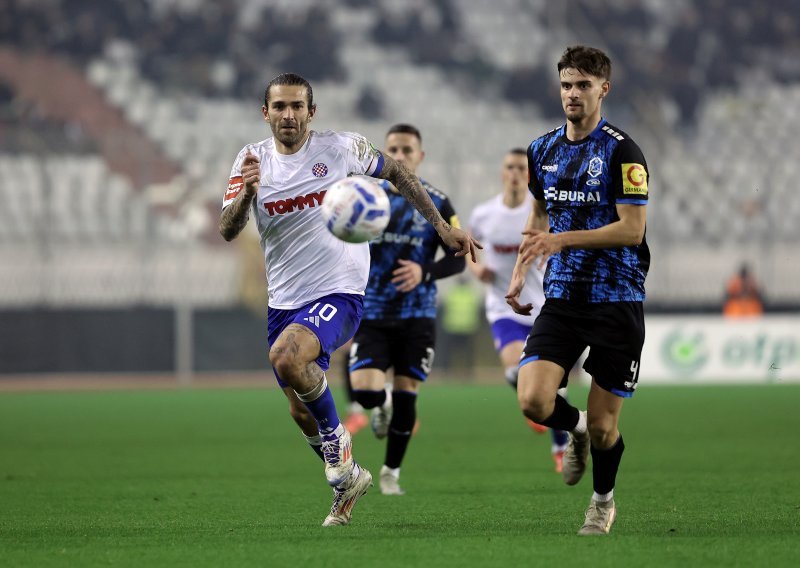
3,0,798,126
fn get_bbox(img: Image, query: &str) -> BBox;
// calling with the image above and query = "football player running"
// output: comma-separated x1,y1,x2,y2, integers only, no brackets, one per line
468,148,569,473
220,74,479,526
506,46,650,535
348,124,466,496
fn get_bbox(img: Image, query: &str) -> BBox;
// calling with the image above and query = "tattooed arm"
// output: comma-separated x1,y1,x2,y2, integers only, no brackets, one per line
220,153,260,242
377,154,482,260
378,155,447,231
219,191,255,241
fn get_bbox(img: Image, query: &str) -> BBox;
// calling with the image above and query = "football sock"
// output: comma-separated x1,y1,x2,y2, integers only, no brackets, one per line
592,490,614,503
342,352,356,405
574,410,588,434
538,394,580,432
550,387,570,448
353,389,387,410
303,432,324,461
385,390,417,469
504,366,519,390
591,434,625,496
295,376,341,436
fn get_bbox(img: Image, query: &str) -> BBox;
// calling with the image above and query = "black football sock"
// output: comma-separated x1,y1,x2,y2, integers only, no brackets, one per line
343,355,356,405
385,390,417,469
353,389,386,410
591,435,625,496
538,394,580,431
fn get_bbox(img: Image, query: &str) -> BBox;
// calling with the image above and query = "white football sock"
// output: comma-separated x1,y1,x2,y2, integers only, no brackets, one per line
592,490,614,503
573,410,588,434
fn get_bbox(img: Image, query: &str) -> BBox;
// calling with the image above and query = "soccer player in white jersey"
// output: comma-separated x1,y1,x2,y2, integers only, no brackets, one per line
468,149,568,472
219,73,479,527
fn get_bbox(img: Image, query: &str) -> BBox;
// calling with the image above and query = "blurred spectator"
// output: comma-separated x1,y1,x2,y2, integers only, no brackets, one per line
354,85,385,120
723,264,764,318
437,276,481,377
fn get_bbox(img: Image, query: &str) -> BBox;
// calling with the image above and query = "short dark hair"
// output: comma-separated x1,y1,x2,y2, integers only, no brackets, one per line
557,45,611,81
508,148,527,157
264,73,314,107
386,123,422,144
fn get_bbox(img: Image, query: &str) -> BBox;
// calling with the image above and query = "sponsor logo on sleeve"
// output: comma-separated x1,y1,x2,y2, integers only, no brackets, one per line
622,163,648,195
225,176,244,200
449,215,461,229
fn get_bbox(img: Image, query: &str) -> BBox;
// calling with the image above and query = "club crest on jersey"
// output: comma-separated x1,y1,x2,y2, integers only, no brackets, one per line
588,156,603,178
311,163,329,178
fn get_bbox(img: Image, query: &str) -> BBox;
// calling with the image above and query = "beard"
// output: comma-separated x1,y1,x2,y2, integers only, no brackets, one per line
565,107,586,123
272,122,307,147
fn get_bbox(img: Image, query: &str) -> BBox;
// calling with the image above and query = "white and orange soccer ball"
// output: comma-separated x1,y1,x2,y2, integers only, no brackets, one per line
320,177,391,243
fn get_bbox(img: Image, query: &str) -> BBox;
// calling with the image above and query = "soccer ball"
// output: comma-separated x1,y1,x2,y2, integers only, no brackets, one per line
320,177,391,243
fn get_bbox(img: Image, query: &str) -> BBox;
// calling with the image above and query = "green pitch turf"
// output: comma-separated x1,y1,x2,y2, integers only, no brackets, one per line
1,383,798,567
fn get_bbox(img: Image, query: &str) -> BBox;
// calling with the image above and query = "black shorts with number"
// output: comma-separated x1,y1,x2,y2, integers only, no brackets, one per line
521,298,645,397
349,318,436,381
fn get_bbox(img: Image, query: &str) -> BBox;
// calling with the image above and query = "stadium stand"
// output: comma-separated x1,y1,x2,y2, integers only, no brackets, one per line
1,0,799,307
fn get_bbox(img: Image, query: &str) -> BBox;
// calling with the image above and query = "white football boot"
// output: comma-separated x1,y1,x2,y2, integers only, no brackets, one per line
322,465,373,527
379,465,405,496
370,388,393,439
321,428,354,487
577,498,616,535
562,411,590,486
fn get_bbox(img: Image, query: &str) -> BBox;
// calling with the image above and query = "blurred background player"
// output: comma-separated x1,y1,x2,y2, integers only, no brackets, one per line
220,75,478,525
468,148,568,472
340,339,368,434
349,123,466,495
506,46,650,535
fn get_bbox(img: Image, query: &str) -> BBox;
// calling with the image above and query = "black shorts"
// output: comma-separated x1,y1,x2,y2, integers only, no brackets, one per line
521,298,645,397
349,318,436,381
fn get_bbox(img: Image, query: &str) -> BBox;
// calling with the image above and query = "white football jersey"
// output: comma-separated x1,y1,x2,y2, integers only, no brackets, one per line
469,193,545,325
224,130,384,309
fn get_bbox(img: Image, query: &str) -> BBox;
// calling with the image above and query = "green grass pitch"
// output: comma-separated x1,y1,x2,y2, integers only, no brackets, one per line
1,383,798,567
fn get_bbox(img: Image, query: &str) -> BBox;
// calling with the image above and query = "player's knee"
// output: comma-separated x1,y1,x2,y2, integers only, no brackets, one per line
587,415,618,448
517,391,553,422
269,349,302,380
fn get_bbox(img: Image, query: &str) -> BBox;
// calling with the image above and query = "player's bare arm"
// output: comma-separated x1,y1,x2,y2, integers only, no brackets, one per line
219,153,260,241
520,204,646,266
467,249,495,284
378,154,482,261
505,200,545,314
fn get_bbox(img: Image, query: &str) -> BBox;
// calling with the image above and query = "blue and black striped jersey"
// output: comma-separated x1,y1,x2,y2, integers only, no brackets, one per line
528,118,650,302
363,179,460,319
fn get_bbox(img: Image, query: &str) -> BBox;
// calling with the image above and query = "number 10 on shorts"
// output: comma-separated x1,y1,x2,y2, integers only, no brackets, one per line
303,302,338,327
